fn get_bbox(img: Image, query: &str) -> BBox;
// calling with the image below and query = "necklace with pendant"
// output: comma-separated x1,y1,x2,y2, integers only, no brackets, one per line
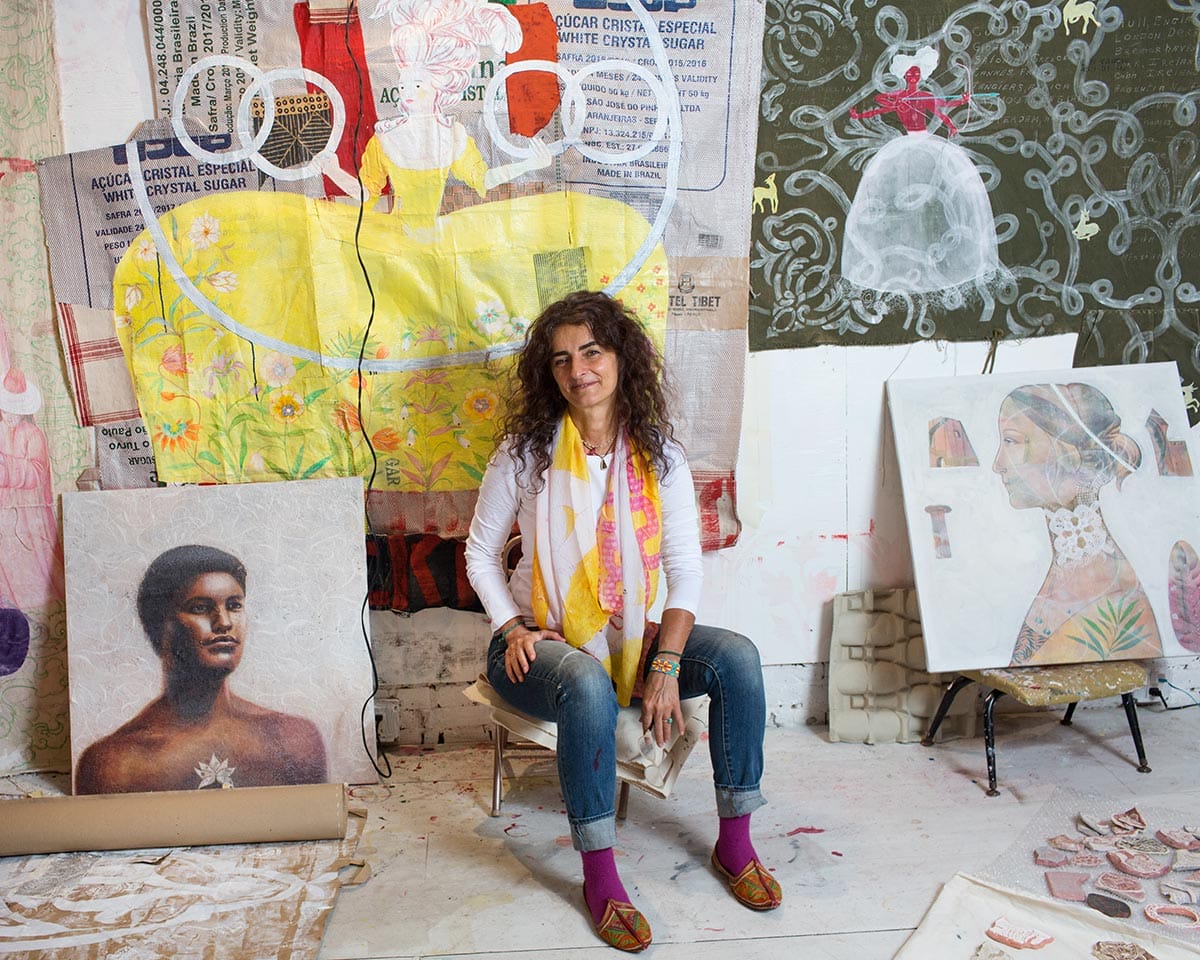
582,435,615,469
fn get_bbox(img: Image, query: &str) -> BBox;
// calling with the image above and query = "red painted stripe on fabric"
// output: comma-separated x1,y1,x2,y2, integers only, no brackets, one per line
454,540,477,608
389,533,410,612
293,3,380,196
409,535,443,606
506,4,561,137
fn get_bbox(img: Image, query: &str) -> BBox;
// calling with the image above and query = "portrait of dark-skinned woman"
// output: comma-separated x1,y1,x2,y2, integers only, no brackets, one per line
75,544,328,794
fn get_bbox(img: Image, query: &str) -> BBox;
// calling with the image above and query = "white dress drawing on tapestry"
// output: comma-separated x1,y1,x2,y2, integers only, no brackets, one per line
843,46,998,294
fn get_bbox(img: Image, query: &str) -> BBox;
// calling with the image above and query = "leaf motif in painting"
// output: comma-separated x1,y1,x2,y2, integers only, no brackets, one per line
1069,596,1149,660
1167,540,1200,652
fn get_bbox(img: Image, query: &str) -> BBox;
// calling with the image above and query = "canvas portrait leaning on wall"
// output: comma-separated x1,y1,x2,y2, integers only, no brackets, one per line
64,477,379,793
887,363,1200,674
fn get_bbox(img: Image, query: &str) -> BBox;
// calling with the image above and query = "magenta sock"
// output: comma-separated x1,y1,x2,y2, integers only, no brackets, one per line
716,813,757,875
581,848,630,924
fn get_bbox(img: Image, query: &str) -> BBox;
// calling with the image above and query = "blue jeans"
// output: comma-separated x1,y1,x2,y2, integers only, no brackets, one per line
485,624,767,851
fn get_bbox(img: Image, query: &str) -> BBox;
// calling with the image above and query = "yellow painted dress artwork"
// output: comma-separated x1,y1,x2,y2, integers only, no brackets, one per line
112,0,672,492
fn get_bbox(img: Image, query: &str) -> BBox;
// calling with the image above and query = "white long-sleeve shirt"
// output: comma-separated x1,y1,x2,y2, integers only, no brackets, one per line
465,440,704,633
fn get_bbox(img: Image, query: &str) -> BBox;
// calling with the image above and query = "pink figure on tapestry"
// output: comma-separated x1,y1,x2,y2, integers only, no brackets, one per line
319,0,552,222
0,313,65,613
843,46,998,293
991,383,1163,665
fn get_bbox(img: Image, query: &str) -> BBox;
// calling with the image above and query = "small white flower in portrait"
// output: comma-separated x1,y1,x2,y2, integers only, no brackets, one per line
195,754,236,789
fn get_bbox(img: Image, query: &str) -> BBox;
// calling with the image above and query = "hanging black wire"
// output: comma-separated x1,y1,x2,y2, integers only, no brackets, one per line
339,0,392,779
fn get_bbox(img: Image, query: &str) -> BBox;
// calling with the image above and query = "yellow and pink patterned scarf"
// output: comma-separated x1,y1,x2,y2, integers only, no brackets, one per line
531,414,663,706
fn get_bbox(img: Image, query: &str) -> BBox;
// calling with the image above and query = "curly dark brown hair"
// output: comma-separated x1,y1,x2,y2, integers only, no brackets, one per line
499,290,677,488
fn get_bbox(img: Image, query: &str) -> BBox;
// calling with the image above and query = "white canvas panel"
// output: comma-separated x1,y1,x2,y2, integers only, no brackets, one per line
702,336,1078,666
54,0,154,154
888,362,1200,673
63,477,378,792
699,345,849,660
846,333,1082,591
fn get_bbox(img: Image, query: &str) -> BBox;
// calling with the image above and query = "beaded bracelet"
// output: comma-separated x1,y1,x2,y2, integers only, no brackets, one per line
649,656,681,678
498,620,532,642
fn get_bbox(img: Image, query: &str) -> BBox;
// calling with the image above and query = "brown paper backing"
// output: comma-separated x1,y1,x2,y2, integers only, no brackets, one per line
0,782,347,856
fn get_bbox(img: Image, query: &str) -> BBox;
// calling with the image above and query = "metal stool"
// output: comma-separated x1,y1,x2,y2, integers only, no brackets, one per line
922,661,1151,796
464,674,708,818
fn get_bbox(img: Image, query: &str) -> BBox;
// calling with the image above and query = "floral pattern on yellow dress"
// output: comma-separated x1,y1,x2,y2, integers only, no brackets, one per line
113,138,668,491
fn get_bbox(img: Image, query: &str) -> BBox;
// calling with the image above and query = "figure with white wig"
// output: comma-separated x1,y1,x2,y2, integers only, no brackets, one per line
321,0,552,225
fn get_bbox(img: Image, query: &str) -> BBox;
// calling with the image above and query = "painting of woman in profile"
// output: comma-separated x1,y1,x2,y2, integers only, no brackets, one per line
75,544,328,794
991,382,1162,666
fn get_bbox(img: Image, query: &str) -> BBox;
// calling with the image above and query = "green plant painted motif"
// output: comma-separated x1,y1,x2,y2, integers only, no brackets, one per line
1069,596,1152,661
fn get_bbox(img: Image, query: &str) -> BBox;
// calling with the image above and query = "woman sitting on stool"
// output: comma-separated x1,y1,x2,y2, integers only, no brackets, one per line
465,290,780,952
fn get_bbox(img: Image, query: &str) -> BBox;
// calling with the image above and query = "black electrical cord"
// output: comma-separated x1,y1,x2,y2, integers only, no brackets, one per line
1147,681,1200,711
340,0,392,779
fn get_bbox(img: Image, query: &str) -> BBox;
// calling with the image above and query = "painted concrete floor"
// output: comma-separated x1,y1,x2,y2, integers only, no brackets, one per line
319,699,1200,959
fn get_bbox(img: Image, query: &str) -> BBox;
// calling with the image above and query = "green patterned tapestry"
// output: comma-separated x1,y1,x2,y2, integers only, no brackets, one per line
750,1,1200,423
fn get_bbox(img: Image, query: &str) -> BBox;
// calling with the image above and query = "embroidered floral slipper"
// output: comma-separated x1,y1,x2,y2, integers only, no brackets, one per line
584,885,653,952
710,848,783,910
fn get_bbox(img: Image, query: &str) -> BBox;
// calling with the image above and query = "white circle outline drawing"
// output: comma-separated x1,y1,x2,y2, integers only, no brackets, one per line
173,56,273,164
236,66,346,181
174,56,346,181
483,59,667,165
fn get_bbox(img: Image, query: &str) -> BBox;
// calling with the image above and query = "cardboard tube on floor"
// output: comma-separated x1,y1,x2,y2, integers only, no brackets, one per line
0,782,347,856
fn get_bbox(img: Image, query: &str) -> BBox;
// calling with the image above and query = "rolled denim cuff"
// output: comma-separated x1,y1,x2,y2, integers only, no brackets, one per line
715,786,766,819
571,813,618,852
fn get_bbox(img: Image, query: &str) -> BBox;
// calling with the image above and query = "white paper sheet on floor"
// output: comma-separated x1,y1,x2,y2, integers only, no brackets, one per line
895,873,1200,959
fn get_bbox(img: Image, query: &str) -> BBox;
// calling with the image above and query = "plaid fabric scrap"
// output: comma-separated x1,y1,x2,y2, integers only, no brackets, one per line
56,302,139,426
